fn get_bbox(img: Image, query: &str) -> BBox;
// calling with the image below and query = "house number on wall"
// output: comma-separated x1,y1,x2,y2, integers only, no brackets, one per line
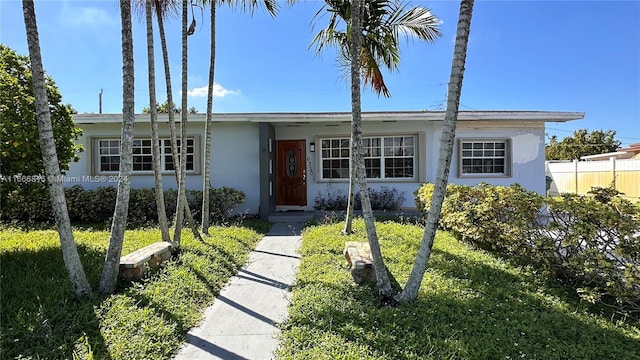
287,150,297,178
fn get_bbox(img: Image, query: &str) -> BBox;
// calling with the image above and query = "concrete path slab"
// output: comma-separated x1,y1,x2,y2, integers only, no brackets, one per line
173,222,303,360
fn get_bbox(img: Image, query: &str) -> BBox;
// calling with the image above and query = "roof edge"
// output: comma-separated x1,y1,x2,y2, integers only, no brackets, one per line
73,110,585,124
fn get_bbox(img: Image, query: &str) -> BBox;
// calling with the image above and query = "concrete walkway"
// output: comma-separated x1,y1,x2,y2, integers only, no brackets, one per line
173,222,303,360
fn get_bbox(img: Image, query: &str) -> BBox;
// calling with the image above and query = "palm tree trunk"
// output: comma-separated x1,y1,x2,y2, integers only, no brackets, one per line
400,0,475,303
22,0,91,298
350,0,395,300
99,0,136,294
341,159,356,235
153,0,199,241
146,0,171,243
172,0,202,244
201,1,216,234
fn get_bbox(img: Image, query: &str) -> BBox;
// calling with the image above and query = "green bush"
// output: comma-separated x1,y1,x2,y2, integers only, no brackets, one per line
0,186,245,227
415,182,640,319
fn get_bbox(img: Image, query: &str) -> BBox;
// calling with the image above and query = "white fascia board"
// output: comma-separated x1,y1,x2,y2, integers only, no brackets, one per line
73,110,585,124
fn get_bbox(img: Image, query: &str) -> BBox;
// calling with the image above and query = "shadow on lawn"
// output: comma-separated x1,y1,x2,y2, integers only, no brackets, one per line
288,248,640,359
0,245,111,360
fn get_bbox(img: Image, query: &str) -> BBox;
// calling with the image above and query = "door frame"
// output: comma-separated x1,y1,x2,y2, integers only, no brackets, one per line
275,139,307,210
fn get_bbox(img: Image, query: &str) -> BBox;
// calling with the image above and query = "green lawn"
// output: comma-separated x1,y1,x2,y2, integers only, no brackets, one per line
0,224,267,360
277,220,640,360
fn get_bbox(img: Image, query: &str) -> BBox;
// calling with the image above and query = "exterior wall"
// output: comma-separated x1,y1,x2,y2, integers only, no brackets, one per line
546,158,640,199
275,121,431,211
66,122,203,190
65,121,261,215
69,118,549,214
209,123,261,214
276,121,547,210
440,124,547,194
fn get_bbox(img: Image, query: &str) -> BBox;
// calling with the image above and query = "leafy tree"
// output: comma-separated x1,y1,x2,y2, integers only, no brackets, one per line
401,0,475,303
141,99,181,113
546,129,621,160
0,44,82,212
21,0,91,297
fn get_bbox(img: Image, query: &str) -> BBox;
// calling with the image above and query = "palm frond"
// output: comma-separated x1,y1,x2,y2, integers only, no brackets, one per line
218,0,279,17
312,0,442,97
385,2,443,43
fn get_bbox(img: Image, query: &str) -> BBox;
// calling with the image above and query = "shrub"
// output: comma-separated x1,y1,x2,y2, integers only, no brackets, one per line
0,186,245,227
314,185,405,211
313,184,348,211
415,182,640,319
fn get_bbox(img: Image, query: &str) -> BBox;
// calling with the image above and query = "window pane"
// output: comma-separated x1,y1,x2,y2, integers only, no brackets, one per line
460,141,508,175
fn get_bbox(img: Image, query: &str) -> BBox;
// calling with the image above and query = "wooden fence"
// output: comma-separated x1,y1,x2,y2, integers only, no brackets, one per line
545,158,640,199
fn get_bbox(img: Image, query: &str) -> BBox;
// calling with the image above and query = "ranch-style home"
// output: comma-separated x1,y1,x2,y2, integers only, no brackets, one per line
67,110,584,218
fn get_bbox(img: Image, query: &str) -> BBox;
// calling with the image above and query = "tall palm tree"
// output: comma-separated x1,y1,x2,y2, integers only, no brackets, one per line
153,0,202,243
174,0,190,243
201,0,217,234
311,0,442,234
400,0,475,303
144,0,171,242
348,0,396,300
21,0,91,297
99,0,136,294
200,0,278,234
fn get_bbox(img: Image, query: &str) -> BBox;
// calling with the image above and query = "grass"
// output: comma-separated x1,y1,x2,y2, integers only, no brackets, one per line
277,220,640,360
0,223,268,359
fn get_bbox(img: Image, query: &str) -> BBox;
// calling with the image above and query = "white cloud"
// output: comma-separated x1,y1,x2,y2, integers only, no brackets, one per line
187,83,239,98
62,5,117,29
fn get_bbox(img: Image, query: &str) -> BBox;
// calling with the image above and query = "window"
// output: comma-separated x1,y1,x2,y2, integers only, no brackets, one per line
96,137,198,173
459,139,510,176
319,135,416,180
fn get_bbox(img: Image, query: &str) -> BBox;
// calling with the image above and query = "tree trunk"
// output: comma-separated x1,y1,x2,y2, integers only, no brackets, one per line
173,0,202,244
22,0,91,298
99,0,136,294
201,1,216,234
154,0,200,242
341,159,356,235
146,0,171,243
400,0,475,303
350,0,395,300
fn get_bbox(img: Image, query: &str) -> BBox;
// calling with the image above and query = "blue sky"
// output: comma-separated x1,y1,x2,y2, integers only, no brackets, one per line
1,0,639,147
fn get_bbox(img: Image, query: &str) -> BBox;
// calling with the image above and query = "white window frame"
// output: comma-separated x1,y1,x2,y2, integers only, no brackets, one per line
93,136,200,175
458,138,511,177
318,135,418,181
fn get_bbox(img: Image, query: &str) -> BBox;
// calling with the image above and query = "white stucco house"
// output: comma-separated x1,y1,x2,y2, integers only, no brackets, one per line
66,110,584,218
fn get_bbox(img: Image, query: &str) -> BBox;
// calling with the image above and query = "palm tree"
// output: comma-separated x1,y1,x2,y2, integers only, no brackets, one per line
200,0,278,234
21,0,91,297
201,0,216,234
400,0,475,303
348,0,396,300
174,0,190,243
311,0,442,234
144,0,171,242
152,0,202,243
99,0,136,294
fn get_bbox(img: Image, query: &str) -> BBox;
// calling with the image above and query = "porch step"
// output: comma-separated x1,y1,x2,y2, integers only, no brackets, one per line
268,211,315,223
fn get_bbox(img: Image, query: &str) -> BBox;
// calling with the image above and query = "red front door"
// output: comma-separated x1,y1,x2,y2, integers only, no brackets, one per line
276,140,307,206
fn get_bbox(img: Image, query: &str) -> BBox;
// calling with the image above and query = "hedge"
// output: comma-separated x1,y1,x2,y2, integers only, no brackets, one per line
415,183,640,319
1,185,245,227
